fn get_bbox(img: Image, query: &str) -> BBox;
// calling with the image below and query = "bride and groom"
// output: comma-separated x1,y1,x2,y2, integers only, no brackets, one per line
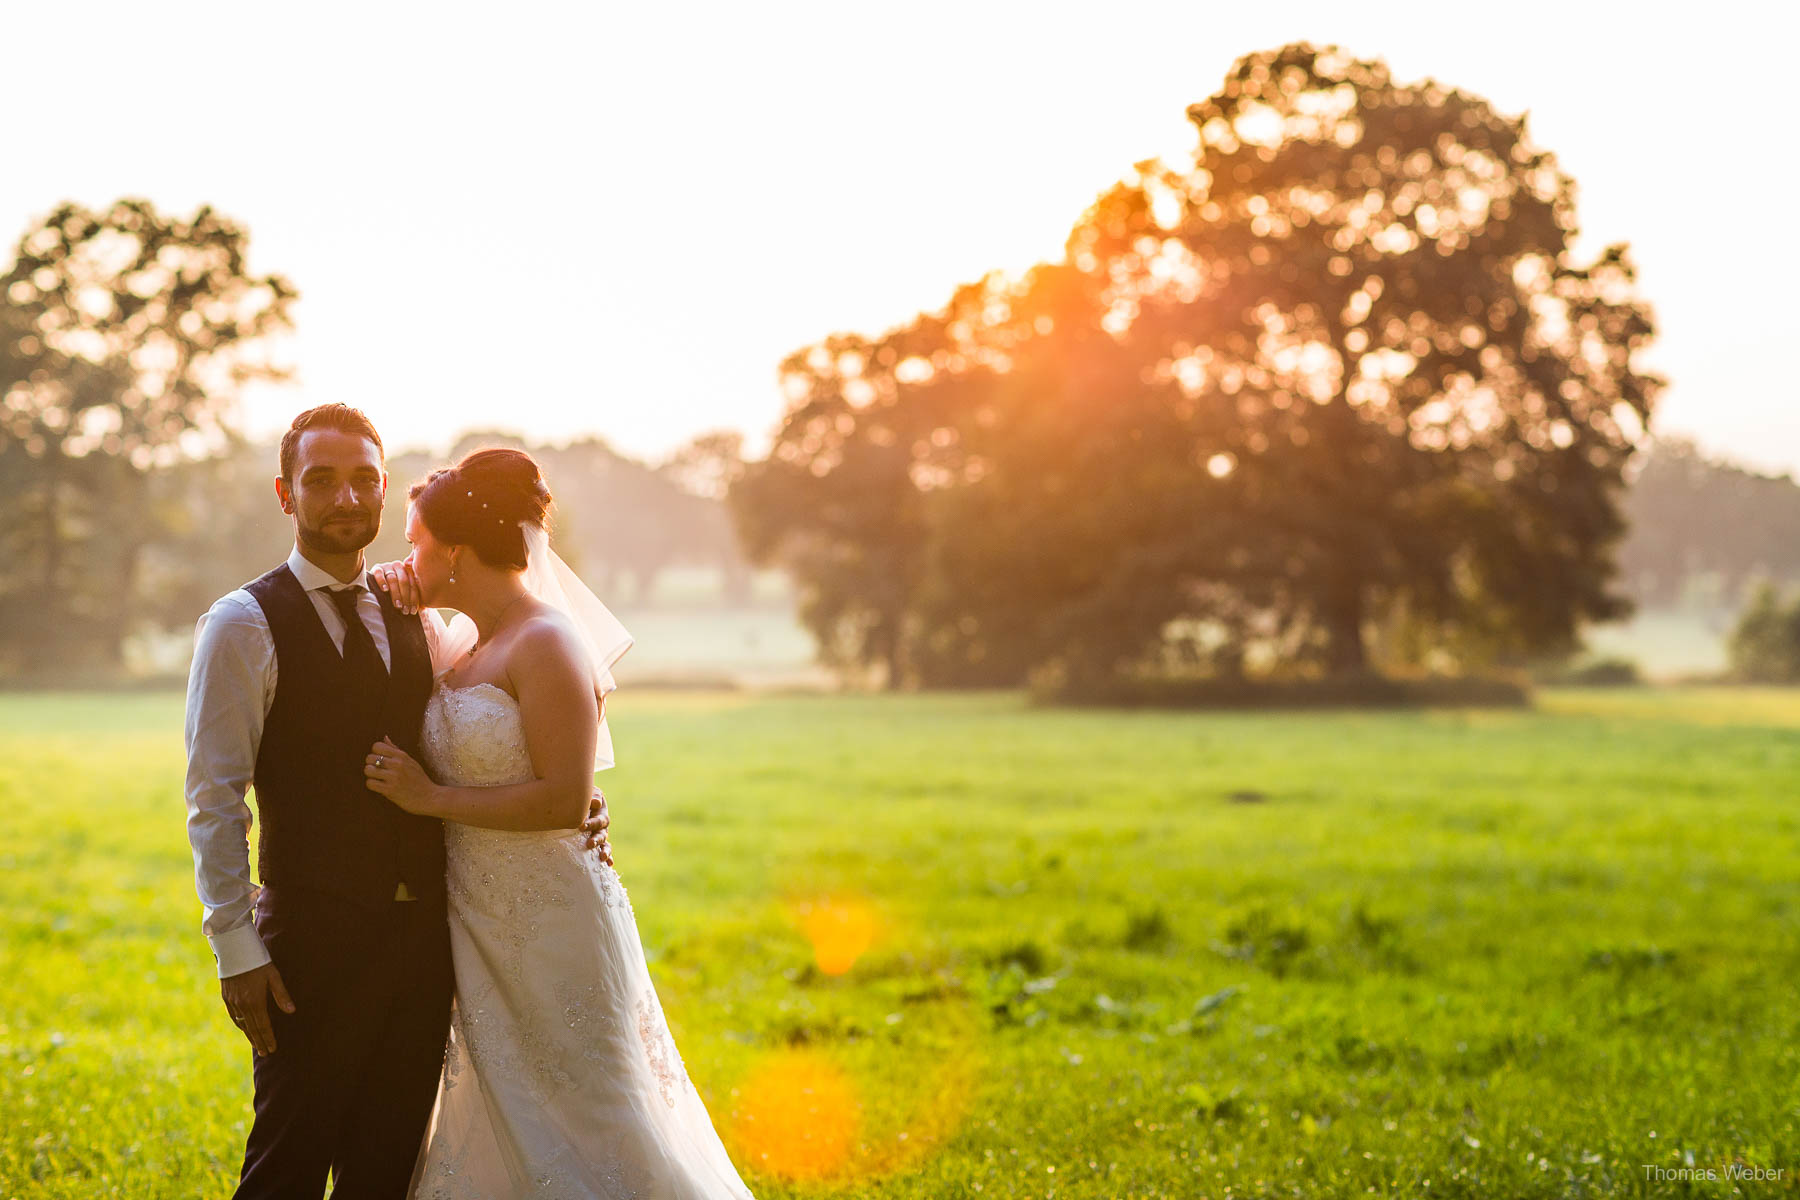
182,403,756,1198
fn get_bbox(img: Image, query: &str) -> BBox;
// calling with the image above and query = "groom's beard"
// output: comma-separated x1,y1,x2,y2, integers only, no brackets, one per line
297,510,379,556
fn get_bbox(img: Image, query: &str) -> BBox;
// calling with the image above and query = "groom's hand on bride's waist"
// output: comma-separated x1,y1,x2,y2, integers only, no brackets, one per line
581,788,612,868
220,961,295,1057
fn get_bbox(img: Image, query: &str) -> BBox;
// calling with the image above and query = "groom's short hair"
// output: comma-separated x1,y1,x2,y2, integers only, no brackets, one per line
280,404,384,482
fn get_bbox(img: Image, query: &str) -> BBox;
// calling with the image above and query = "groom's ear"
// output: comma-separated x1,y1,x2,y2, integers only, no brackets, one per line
274,475,294,515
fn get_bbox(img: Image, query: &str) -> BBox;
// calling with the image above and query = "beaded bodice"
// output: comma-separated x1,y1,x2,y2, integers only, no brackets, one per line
422,682,535,787
421,680,631,917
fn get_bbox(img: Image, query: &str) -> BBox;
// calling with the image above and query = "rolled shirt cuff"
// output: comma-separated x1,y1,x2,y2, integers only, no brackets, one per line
208,921,271,979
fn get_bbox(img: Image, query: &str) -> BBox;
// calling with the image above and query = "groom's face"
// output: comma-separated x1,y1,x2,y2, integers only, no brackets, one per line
276,429,387,556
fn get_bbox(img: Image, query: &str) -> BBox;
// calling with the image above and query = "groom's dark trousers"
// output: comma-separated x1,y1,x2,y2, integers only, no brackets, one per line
235,565,451,1200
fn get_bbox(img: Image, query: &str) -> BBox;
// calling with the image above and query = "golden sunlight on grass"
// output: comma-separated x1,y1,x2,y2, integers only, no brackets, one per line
729,1049,861,1180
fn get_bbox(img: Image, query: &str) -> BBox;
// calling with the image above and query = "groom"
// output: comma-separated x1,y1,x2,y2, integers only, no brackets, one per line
183,403,610,1198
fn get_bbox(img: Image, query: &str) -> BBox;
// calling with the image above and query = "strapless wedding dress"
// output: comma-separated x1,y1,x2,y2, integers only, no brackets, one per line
408,682,755,1200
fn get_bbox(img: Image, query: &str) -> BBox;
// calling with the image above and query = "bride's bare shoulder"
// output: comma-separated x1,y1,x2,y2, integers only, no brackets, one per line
506,605,597,684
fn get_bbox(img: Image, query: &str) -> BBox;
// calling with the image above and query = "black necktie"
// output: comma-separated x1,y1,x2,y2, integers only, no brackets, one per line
326,585,387,683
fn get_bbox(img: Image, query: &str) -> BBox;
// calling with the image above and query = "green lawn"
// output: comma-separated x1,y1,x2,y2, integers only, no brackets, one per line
2,688,1797,1198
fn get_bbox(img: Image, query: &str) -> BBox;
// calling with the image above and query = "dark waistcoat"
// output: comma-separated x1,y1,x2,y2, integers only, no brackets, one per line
245,564,444,907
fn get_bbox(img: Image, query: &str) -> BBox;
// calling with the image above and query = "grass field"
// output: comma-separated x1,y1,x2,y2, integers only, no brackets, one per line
2,687,1797,1198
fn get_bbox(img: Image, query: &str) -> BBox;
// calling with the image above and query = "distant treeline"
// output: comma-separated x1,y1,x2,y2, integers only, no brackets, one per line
3,411,754,678
4,421,1783,682
136,428,756,640
1617,436,1800,611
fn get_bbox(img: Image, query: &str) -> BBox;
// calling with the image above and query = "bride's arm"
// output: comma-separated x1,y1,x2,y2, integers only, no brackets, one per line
365,619,600,832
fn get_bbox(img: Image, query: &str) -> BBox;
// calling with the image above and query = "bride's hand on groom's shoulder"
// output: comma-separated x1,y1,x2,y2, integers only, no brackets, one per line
364,739,440,815
369,559,423,616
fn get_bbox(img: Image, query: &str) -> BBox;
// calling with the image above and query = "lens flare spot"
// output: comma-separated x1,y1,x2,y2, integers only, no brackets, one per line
730,1050,860,1180
797,896,879,976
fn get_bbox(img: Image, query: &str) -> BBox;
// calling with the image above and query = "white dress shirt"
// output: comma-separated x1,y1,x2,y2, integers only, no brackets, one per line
183,547,442,978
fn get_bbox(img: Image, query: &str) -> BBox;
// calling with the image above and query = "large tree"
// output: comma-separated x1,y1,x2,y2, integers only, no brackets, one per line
734,43,1662,688
1108,43,1662,673
0,199,295,671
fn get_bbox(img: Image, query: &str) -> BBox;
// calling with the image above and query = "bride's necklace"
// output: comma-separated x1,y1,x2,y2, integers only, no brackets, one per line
469,592,530,659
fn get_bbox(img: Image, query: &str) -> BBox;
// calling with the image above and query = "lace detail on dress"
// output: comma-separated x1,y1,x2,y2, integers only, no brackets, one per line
554,980,613,1033
443,1018,467,1092
636,990,693,1108
412,679,755,1200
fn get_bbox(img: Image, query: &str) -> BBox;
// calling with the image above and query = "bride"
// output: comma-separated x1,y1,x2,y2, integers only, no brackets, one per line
360,447,755,1199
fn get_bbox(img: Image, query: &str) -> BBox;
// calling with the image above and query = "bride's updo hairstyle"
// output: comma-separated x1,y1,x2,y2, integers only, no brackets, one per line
409,447,553,570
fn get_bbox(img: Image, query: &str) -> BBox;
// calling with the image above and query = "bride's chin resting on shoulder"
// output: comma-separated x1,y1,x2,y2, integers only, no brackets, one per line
364,618,600,833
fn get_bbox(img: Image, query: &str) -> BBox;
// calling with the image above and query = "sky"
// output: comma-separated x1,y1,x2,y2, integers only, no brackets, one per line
6,1,1796,475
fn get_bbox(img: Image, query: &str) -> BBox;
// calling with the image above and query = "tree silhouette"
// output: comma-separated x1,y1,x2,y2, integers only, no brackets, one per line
0,199,294,671
734,43,1664,690
1108,43,1661,674
729,323,948,686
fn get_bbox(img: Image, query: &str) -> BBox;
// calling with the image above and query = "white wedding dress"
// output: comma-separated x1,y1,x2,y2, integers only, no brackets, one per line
408,681,756,1200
